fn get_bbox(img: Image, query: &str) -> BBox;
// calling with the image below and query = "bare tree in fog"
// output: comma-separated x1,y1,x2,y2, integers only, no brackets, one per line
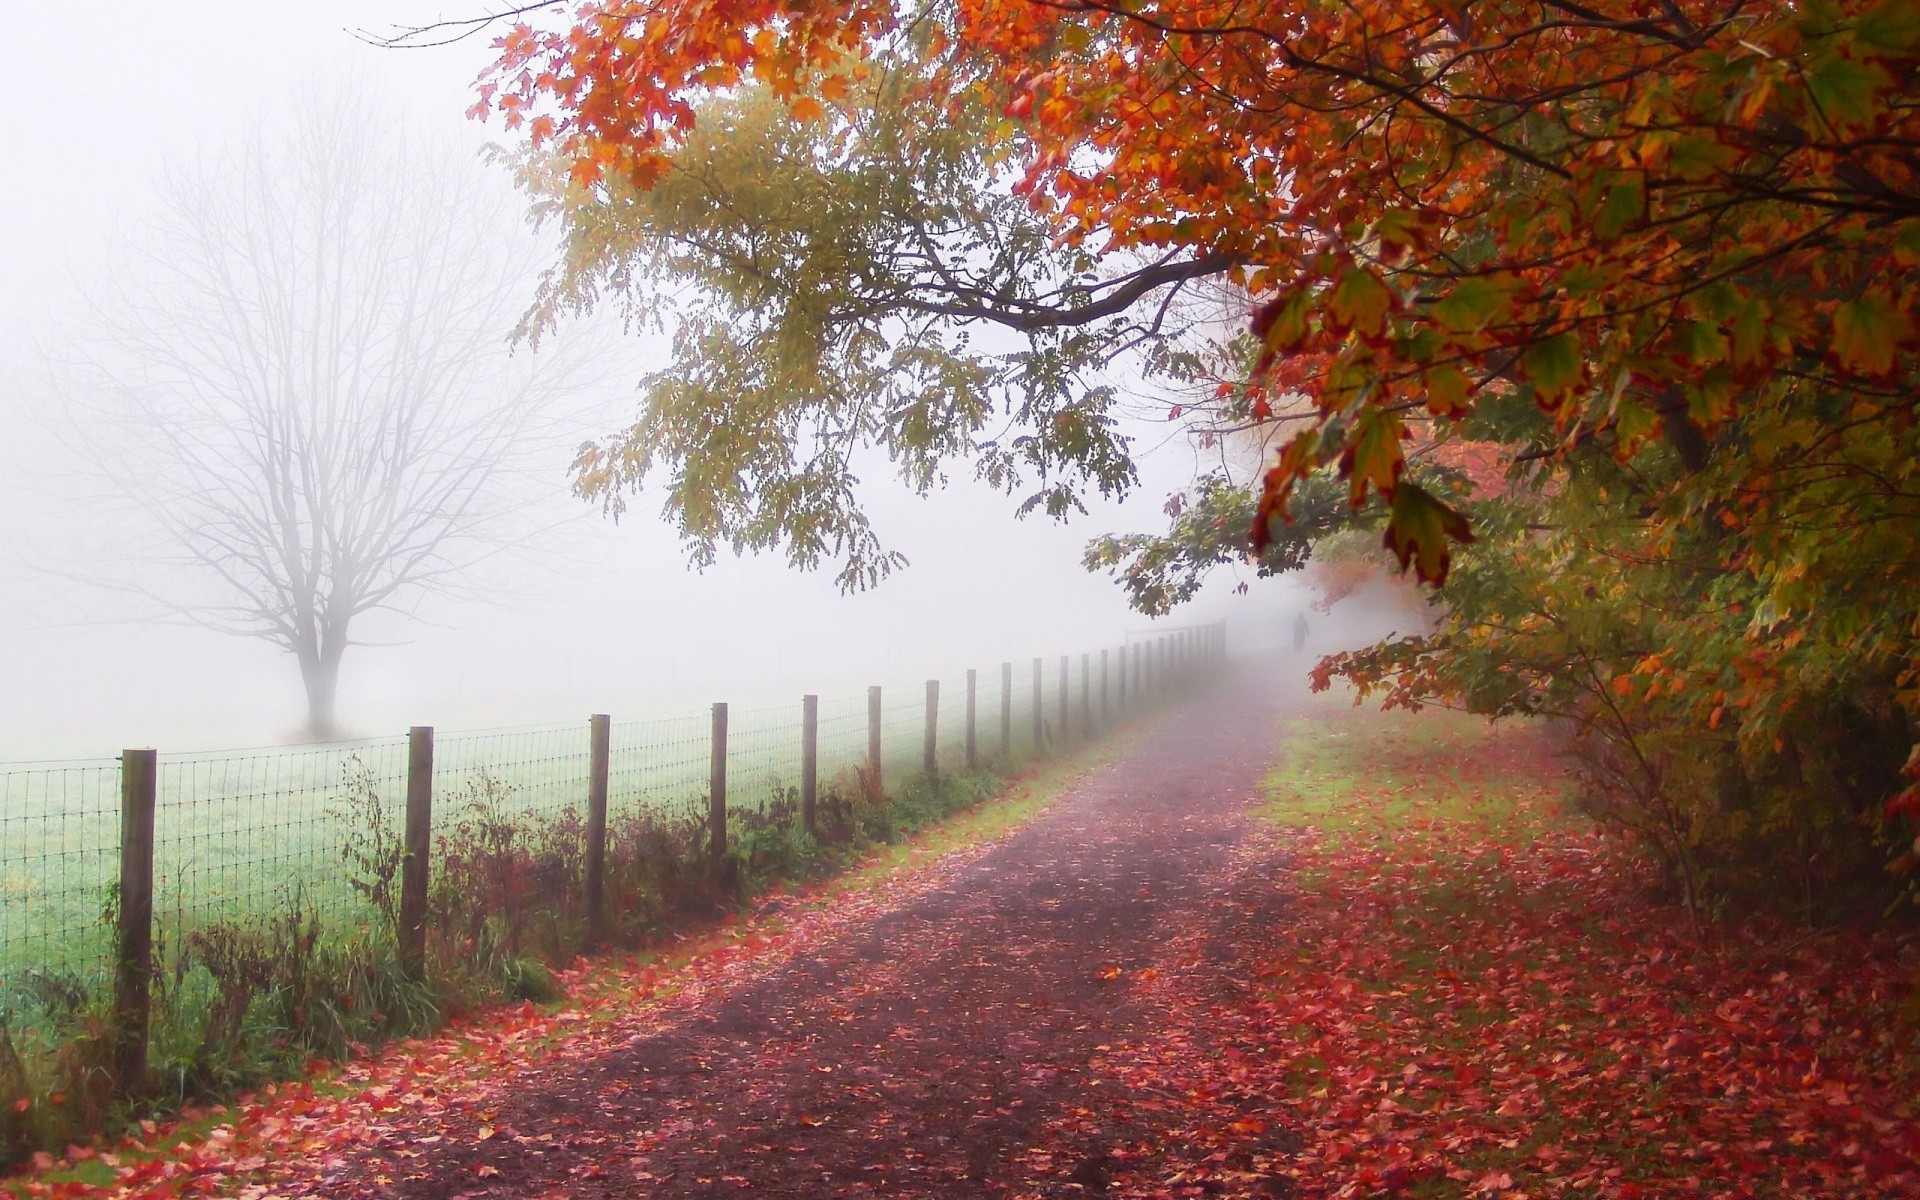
45,90,596,738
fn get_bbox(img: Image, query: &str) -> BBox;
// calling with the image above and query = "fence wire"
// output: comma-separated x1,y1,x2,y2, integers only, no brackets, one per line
726,703,806,816
0,635,1211,988
152,738,410,957
608,713,709,825
0,759,120,983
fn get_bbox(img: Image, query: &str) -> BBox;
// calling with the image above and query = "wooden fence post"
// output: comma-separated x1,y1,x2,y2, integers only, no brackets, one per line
868,686,884,802
802,694,819,834
400,726,433,980
585,714,610,949
965,669,978,771
114,747,156,1094
1001,662,1013,760
710,703,728,871
1100,649,1110,724
1081,653,1092,735
1058,654,1070,742
1031,657,1044,750
924,679,940,777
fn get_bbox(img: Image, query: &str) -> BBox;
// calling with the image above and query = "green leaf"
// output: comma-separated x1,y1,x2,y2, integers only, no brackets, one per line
1593,173,1645,241
1832,290,1913,376
1254,287,1316,352
1430,275,1517,334
1423,363,1473,417
1729,295,1772,365
1856,0,1920,55
1673,320,1729,366
1373,209,1426,260
1340,406,1406,506
1612,397,1657,450
1382,481,1475,586
1667,132,1736,181
1806,53,1885,131
1329,267,1395,336
1893,219,1920,267
1522,332,1585,405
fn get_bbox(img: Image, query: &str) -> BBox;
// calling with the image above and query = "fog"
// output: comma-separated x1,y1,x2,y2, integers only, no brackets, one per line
0,3,1392,759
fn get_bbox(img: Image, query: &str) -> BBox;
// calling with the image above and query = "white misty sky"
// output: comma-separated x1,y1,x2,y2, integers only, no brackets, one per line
0,2,1314,757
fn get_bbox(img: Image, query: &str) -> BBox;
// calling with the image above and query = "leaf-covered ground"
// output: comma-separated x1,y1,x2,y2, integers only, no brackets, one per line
1078,705,1920,1199
10,672,1917,1198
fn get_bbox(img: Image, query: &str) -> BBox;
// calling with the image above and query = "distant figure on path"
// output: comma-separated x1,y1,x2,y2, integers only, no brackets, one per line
1292,610,1310,653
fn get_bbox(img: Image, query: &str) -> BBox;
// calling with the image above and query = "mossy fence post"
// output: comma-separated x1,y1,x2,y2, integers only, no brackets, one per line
801,694,819,834
113,747,156,1094
923,679,939,777
965,669,978,772
709,703,728,874
400,726,433,980
585,713,610,949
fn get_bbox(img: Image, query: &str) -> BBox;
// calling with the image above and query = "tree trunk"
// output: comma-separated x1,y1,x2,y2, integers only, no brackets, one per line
298,640,346,740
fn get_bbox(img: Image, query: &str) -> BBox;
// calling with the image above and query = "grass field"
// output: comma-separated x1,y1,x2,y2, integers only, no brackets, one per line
0,675,1065,991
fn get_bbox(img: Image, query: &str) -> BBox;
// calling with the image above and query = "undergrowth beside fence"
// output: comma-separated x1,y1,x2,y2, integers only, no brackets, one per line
0,623,1224,1168
0,759,1016,1167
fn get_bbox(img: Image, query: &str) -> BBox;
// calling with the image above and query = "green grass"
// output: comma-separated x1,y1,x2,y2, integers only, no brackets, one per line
1259,702,1579,848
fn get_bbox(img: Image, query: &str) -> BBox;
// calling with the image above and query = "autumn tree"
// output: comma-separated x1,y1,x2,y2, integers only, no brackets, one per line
506,59,1232,587
469,0,1920,908
46,92,597,738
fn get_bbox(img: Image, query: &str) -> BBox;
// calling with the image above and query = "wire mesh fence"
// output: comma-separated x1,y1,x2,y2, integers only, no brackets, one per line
0,625,1227,1009
0,759,121,981
151,737,410,970
726,703,807,816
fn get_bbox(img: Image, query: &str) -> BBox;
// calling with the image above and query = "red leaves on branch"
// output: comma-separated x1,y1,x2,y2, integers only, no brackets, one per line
478,0,1920,592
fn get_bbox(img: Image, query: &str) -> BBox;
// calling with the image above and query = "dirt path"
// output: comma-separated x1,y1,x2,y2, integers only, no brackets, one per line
298,667,1300,1200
